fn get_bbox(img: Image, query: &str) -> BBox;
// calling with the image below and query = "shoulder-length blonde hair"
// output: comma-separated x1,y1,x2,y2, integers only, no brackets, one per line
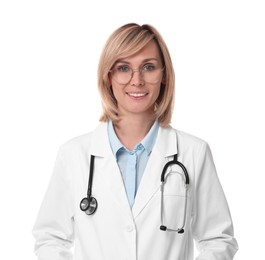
97,23,175,127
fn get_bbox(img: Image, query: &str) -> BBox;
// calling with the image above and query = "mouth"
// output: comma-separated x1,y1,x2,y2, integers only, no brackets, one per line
126,92,148,98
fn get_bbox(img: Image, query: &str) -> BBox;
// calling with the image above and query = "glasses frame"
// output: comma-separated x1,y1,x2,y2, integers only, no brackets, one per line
109,65,165,85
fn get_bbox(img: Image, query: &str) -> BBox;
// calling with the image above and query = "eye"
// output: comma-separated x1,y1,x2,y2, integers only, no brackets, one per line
142,64,156,71
117,65,131,72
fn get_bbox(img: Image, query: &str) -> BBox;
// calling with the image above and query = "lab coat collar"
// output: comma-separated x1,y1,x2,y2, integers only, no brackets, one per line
90,122,178,158
89,122,113,157
154,124,178,157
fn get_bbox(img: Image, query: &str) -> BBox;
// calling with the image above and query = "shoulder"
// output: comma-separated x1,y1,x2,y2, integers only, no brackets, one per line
156,125,209,158
165,125,209,153
162,125,207,145
165,127,215,172
57,123,107,157
175,128,207,146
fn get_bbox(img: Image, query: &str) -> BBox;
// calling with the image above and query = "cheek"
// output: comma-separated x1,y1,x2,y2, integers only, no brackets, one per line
154,84,162,99
110,83,124,102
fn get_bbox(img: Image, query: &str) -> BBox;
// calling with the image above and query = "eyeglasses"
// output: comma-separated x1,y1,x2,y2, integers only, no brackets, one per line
109,64,164,85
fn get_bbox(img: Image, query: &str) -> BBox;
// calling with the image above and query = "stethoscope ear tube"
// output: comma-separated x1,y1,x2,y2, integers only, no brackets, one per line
161,154,189,185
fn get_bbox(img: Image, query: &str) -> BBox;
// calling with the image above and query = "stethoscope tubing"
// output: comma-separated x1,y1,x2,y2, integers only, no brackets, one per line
161,154,189,185
87,154,95,198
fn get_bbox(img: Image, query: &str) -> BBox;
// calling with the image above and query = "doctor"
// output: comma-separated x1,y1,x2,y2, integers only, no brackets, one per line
33,23,238,259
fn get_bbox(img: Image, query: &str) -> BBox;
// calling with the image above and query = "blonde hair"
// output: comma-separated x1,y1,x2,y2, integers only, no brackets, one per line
97,23,175,127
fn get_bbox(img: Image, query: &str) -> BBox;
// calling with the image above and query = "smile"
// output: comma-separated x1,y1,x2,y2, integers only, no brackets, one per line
127,92,148,97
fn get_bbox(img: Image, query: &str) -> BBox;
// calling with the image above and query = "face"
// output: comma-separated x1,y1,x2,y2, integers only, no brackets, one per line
110,41,164,119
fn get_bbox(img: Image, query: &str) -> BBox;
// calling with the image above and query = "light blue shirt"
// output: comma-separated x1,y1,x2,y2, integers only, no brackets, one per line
108,120,159,207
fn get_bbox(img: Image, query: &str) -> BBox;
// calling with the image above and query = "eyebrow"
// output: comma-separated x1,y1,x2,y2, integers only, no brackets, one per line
115,58,159,64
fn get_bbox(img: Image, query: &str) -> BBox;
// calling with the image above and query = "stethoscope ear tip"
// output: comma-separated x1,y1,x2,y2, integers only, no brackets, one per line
160,225,167,231
160,226,185,233
177,229,184,234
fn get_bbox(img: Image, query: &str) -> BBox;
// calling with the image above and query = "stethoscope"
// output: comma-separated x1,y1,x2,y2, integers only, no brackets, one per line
80,154,189,233
80,155,98,215
159,154,189,233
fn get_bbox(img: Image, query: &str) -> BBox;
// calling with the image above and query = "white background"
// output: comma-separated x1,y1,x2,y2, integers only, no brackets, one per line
0,0,264,259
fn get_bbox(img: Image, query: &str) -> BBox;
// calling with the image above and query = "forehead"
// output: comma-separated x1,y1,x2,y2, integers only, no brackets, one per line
116,41,162,65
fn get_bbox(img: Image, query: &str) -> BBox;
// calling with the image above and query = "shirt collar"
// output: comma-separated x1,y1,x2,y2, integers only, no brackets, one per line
108,120,159,157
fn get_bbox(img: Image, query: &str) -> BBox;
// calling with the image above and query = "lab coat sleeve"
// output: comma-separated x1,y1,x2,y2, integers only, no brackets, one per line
32,146,75,260
191,142,238,260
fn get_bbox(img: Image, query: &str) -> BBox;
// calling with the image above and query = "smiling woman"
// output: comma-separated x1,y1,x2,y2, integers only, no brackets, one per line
98,23,175,128
32,23,238,260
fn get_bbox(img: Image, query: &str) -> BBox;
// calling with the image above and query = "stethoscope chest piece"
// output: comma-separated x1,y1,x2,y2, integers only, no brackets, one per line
80,196,98,215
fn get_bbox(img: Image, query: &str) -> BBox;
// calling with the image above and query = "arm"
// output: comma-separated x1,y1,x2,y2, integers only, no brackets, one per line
32,147,74,260
192,142,238,259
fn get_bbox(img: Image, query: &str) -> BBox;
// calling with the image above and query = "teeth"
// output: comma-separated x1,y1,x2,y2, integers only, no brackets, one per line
128,93,147,97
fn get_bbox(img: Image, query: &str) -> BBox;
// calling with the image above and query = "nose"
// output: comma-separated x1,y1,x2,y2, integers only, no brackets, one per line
130,70,144,86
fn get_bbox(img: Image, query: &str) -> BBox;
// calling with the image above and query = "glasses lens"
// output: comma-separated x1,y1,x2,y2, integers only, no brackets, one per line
142,68,163,83
111,67,131,84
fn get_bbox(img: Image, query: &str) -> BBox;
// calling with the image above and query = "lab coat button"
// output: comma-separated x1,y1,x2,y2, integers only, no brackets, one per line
126,225,134,232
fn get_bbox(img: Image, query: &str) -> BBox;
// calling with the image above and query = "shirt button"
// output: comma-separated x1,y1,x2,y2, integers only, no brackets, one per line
137,144,143,150
126,225,134,232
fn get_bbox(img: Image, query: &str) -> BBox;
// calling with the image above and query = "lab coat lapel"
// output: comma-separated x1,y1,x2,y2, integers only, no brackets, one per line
132,126,178,219
90,123,133,219
98,155,133,219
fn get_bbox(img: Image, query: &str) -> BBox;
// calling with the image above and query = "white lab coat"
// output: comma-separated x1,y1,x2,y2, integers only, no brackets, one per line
33,123,238,260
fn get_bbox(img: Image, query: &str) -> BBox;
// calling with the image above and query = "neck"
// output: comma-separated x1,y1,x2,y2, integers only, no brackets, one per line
114,115,156,151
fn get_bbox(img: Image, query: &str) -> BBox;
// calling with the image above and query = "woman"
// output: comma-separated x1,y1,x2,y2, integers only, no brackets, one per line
33,23,238,259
